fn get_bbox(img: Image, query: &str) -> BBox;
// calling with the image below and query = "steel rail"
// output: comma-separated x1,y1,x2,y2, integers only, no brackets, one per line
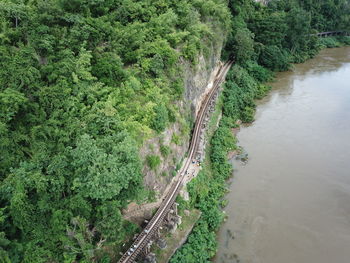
118,60,233,263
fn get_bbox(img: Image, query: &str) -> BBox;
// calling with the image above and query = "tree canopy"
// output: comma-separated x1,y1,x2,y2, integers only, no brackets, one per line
0,0,230,261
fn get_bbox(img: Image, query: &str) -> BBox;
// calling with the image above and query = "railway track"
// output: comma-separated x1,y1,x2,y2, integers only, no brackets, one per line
118,60,233,263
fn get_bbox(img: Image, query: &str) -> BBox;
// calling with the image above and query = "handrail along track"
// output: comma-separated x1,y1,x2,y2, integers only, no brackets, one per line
118,60,233,263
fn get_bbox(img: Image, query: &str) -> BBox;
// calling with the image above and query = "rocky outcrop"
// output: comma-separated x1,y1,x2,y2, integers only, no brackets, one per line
255,0,269,4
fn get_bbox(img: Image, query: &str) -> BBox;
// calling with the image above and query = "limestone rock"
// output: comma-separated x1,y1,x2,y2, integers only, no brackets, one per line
156,238,167,249
143,253,157,263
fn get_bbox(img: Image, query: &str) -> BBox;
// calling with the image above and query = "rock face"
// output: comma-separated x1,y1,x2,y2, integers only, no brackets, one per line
156,238,167,249
124,33,225,223
255,0,269,4
183,53,222,117
143,253,157,263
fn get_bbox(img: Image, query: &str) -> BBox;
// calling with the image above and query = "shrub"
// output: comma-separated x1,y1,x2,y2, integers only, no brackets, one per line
256,84,272,100
234,28,255,64
146,155,161,171
160,145,171,157
259,45,290,71
242,106,255,123
171,133,181,145
244,61,273,83
338,36,350,45
318,37,341,48
151,104,169,133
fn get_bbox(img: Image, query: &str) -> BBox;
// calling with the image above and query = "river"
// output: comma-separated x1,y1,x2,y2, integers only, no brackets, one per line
215,47,350,263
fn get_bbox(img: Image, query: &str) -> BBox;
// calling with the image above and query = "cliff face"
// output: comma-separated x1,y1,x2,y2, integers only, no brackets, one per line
255,0,269,4
124,37,224,222
141,44,223,199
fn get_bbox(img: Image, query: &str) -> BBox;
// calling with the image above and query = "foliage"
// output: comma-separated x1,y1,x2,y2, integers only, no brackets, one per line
70,133,142,201
146,155,161,171
226,0,350,69
170,221,217,263
151,104,169,133
244,61,273,83
318,36,350,48
171,133,181,145
258,45,290,71
233,28,255,63
0,0,230,261
160,145,171,157
338,36,350,45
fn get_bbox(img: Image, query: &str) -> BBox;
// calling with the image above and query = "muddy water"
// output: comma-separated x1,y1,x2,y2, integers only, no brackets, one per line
215,47,350,263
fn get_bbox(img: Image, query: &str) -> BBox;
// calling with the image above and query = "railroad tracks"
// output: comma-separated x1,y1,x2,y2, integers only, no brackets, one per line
118,60,233,263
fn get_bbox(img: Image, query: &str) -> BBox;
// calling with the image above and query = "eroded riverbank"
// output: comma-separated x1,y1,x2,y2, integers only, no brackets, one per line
216,47,350,263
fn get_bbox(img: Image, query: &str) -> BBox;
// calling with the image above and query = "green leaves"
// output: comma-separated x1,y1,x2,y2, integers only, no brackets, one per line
233,28,255,63
0,0,231,261
71,133,142,201
258,45,290,71
170,221,217,263
0,88,27,122
151,104,169,133
91,52,126,87
72,47,96,83
95,201,123,241
146,154,161,171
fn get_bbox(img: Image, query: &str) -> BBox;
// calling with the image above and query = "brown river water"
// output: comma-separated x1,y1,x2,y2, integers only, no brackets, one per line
215,47,350,263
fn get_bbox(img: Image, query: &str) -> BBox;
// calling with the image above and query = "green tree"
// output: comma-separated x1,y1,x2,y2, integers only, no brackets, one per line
151,104,169,133
71,133,142,201
233,28,255,64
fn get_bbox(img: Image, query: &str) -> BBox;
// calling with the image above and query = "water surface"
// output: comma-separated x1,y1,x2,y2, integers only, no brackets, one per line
216,47,350,263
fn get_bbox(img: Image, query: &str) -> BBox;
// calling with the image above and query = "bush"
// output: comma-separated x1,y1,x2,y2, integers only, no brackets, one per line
338,36,350,45
244,61,273,83
222,65,259,123
160,145,171,157
242,106,255,123
259,45,290,71
151,104,169,133
170,221,217,263
233,28,255,64
171,133,181,145
146,155,161,171
256,84,272,100
318,37,341,48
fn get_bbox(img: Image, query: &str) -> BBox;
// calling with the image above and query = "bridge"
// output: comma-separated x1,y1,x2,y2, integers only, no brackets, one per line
117,60,233,263
314,31,349,37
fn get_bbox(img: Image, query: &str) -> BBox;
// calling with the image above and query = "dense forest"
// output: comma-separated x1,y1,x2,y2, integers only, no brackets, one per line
0,0,230,261
0,0,349,262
